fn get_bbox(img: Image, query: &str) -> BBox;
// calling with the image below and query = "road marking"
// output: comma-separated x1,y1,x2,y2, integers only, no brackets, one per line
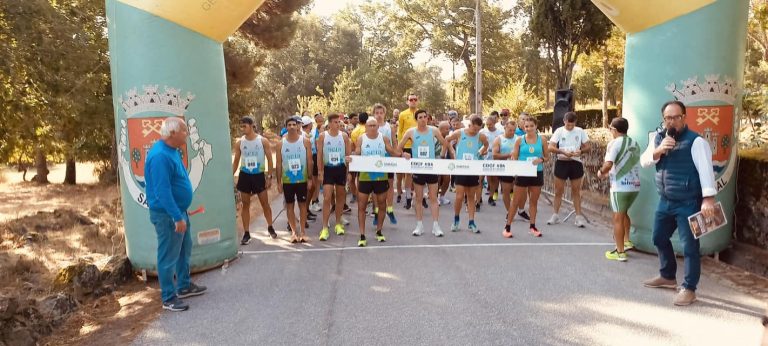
240,242,615,255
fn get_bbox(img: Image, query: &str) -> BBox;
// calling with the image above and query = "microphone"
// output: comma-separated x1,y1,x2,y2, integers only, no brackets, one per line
666,127,678,139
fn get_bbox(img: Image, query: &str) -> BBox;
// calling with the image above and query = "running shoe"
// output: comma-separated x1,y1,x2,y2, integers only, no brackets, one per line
422,198,428,209
397,195,402,203
162,297,189,312
488,196,496,207
341,215,350,225
624,240,635,251
502,228,513,238
574,215,587,228
412,223,424,236
387,211,397,224
267,226,277,239
439,196,452,206
177,283,207,299
546,214,561,225
405,198,412,210
307,212,317,221
376,231,386,242
335,224,345,235
319,227,329,241
449,185,456,193
451,221,460,232
529,226,542,237
290,234,299,243
605,249,628,262
432,222,444,237
240,232,251,245
300,235,309,243
468,222,479,234
358,238,367,247
517,210,530,221
309,202,322,213
343,204,352,214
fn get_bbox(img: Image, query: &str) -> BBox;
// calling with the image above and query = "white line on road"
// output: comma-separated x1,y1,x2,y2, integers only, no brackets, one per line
240,242,615,255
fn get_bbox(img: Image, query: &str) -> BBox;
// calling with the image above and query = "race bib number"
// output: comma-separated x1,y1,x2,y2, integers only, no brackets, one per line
418,146,430,158
329,152,341,165
244,157,258,170
462,153,474,160
289,159,302,172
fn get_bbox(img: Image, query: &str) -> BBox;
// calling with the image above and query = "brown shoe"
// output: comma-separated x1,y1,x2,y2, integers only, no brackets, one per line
673,288,697,306
643,276,677,289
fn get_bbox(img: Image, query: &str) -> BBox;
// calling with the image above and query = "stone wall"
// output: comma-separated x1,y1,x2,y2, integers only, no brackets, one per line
733,151,768,249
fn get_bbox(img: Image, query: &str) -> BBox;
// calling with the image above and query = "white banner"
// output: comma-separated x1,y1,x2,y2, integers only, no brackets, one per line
347,155,538,177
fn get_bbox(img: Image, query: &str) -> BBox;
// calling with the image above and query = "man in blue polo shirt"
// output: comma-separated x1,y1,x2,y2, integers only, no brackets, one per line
145,117,207,312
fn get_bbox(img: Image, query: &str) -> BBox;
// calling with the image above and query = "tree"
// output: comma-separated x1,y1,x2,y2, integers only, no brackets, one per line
572,26,625,126
391,0,517,113
520,0,614,89
485,79,545,117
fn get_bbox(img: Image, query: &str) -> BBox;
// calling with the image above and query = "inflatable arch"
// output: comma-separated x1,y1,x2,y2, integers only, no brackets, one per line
106,0,266,272
593,0,748,255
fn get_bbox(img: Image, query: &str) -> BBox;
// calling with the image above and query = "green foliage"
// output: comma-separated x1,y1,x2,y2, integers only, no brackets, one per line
485,79,545,117
519,0,614,89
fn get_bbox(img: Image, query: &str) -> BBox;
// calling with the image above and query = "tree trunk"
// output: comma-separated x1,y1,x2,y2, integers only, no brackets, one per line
601,55,609,128
64,156,76,185
33,147,49,184
462,54,476,114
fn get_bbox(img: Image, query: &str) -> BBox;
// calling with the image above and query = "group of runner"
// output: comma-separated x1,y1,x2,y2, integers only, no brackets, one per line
232,93,642,261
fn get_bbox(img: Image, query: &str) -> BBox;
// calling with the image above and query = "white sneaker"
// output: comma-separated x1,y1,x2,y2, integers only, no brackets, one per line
341,215,350,225
574,215,587,228
432,222,444,237
439,196,451,206
547,214,561,225
309,202,322,213
412,222,424,236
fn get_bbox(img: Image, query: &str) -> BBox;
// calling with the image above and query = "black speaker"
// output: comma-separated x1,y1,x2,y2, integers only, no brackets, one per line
552,88,574,132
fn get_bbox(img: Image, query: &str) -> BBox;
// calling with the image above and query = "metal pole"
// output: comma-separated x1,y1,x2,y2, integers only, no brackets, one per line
475,0,483,116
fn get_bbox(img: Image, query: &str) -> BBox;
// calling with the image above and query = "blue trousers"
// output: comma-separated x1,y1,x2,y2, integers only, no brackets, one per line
652,197,701,291
150,210,192,303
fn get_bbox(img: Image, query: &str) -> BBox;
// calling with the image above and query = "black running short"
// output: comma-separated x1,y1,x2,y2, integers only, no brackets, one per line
515,171,544,187
358,180,389,195
499,176,515,184
323,165,347,186
283,182,307,204
236,172,266,194
554,160,584,180
413,173,439,185
311,154,319,177
455,175,480,187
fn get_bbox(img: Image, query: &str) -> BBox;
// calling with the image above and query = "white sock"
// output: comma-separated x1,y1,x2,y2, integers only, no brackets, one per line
416,221,423,228
518,208,525,213
405,190,412,199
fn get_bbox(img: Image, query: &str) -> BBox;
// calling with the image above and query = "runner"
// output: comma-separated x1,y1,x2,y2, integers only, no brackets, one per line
479,112,504,207
547,111,591,227
300,116,319,222
512,112,531,221
444,115,489,233
491,118,519,238
392,109,404,204
373,104,398,225
275,116,314,243
308,112,325,212
397,110,455,237
316,113,352,241
349,112,366,204
397,94,419,209
232,116,277,244
436,121,453,206
504,116,549,237
597,117,641,261
351,118,409,247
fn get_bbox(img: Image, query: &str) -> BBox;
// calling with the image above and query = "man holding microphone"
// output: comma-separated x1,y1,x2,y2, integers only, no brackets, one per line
640,100,717,306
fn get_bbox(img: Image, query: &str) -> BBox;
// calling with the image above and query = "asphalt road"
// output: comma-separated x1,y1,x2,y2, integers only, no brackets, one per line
134,190,765,345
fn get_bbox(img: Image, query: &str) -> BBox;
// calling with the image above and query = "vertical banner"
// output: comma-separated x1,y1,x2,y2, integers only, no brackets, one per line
106,0,238,272
616,0,749,254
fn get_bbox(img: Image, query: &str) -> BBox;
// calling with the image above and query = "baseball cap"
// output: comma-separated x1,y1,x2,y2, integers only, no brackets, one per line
301,116,312,126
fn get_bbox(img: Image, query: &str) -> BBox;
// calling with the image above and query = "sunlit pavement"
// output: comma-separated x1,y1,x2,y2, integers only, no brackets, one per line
134,191,765,345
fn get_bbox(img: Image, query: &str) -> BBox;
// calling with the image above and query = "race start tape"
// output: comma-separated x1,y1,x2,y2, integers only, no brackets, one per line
347,155,537,177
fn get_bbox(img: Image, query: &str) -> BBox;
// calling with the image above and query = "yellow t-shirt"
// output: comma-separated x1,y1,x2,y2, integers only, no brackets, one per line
397,108,418,148
350,124,366,149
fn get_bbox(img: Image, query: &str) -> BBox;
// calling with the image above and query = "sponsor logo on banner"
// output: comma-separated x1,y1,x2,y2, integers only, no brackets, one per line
665,74,737,191
117,85,214,208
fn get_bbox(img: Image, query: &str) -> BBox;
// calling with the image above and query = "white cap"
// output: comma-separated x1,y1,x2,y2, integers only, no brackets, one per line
301,116,312,126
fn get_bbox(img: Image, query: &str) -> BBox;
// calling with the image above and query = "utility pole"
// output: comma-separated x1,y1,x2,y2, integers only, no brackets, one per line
475,0,482,116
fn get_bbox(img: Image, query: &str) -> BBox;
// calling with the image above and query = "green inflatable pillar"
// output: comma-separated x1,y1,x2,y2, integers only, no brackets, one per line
594,0,749,255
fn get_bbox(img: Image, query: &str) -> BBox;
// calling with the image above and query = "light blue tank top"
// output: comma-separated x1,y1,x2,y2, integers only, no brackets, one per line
456,129,480,161
281,137,308,183
359,133,388,182
239,135,265,174
322,131,345,167
518,134,544,172
498,134,516,157
413,127,436,159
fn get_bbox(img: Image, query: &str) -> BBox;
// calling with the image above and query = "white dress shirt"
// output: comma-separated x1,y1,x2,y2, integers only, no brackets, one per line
640,133,717,198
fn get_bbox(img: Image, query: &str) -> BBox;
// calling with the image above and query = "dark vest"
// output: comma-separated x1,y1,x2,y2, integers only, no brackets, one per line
654,127,702,201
